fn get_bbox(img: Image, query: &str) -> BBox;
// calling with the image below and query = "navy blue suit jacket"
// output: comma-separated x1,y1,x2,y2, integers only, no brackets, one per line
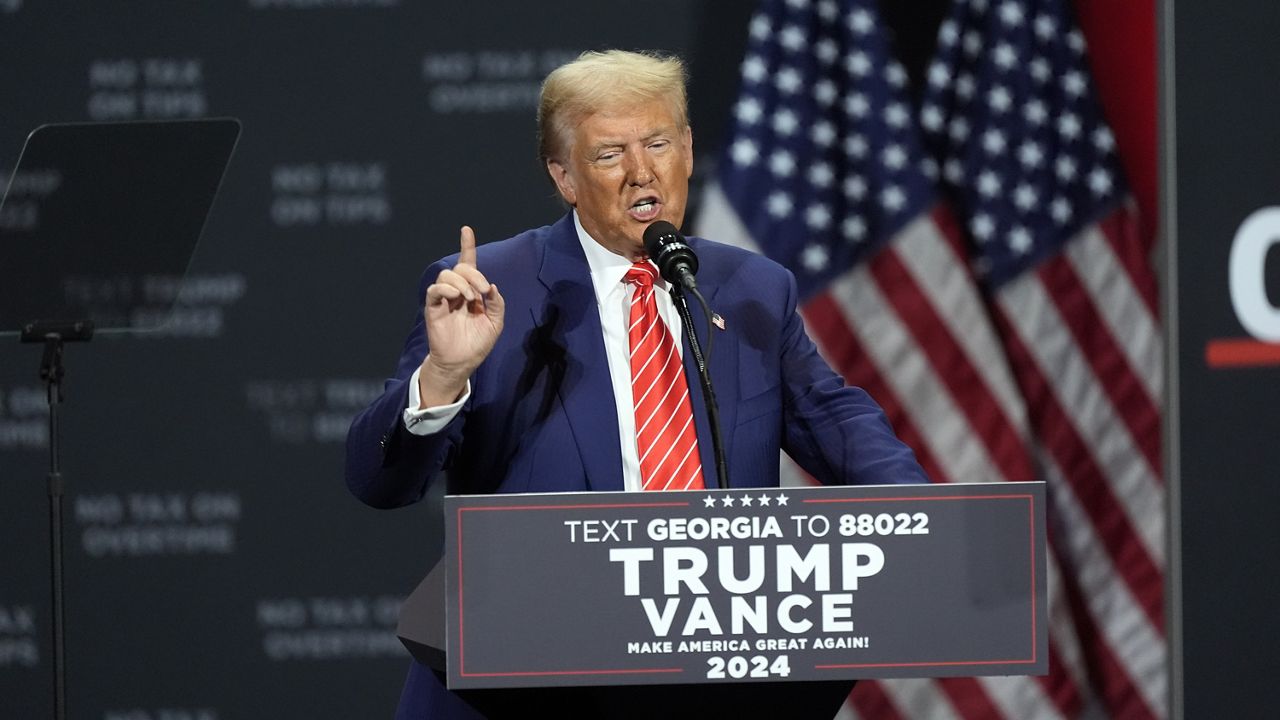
345,213,927,718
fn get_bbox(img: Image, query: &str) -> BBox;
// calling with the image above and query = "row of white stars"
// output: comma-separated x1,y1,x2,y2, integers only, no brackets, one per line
928,55,1089,98
702,492,790,508
749,3,877,45
937,3,1088,54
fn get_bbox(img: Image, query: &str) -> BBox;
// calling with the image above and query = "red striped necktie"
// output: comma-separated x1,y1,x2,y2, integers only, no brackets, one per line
624,262,705,491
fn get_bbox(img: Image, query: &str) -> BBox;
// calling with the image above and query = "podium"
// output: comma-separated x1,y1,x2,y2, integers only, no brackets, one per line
399,481,1047,718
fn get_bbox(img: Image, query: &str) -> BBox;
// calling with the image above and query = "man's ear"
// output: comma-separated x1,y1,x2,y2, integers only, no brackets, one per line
682,125,694,180
546,159,577,205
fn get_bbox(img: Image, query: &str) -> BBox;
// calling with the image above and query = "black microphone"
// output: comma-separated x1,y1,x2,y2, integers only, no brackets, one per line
643,220,698,289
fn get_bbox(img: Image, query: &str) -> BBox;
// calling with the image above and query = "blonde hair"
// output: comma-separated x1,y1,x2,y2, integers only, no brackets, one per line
538,50,689,164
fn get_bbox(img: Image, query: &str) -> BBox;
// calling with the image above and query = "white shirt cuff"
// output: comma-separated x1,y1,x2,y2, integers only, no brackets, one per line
403,366,470,436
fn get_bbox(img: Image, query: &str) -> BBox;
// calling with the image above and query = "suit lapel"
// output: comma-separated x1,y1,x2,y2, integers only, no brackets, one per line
535,215,625,492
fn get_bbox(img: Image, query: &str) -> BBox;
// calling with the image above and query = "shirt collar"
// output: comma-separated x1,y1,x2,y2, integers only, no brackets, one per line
572,210,666,303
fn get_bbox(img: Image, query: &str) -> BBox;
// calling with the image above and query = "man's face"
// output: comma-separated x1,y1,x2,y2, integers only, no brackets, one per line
547,100,694,260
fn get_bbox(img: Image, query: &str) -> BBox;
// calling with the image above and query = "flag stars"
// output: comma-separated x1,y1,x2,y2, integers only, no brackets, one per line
1000,1,1025,26
731,138,759,167
978,170,1002,198
776,493,790,506
885,103,910,128
983,128,1007,155
756,493,772,507
767,191,793,218
739,494,755,507
1024,99,1048,125
922,157,940,179
881,185,907,212
1058,113,1082,140
1067,30,1086,53
769,150,796,177
721,495,736,508
1062,71,1087,98
844,135,868,158
938,19,959,46
885,63,909,88
928,61,951,88
742,55,768,83
703,496,717,508
1056,156,1078,182
921,104,945,132
816,0,838,21
993,43,1018,70
735,97,764,125
1014,183,1039,211
801,243,830,272
815,38,839,65
847,8,875,34
842,216,867,242
780,25,806,52
1030,58,1051,83
843,175,867,200
1018,141,1044,169
988,85,1013,113
845,52,872,77
749,14,772,41
955,74,976,100
805,204,832,230
949,117,970,142
814,79,838,106
844,93,870,117
1051,196,1073,224
944,158,964,183
963,30,983,58
883,144,907,170
1009,226,1033,254
776,66,803,94
1093,126,1116,153
972,213,996,242
1035,15,1057,40
808,162,835,188
811,120,836,147
1089,167,1113,196
773,109,800,136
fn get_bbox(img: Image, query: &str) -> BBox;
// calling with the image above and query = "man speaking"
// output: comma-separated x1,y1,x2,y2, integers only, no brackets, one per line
346,50,927,719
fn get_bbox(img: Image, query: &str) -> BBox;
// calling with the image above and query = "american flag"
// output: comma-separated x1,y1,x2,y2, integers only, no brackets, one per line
696,0,1165,718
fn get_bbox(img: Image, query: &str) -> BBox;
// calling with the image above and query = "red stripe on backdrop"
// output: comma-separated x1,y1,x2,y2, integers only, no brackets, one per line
849,679,908,720
1054,542,1160,720
802,294,949,485
1042,639,1086,717
1075,0,1158,256
1036,255,1163,475
935,678,1005,720
1098,205,1160,317
868,248,1034,482
995,308,1166,633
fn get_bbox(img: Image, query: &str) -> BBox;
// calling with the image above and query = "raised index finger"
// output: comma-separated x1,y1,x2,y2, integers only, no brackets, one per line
458,225,477,266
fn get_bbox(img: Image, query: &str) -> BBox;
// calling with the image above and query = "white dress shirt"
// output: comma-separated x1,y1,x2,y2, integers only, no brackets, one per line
403,211,684,492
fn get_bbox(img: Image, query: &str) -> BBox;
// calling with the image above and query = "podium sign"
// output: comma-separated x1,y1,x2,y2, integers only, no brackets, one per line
445,482,1046,689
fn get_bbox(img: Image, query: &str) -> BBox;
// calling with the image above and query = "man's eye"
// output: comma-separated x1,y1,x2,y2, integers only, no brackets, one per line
597,152,621,162
649,141,669,151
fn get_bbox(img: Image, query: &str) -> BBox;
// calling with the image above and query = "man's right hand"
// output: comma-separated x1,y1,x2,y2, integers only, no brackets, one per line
417,226,505,408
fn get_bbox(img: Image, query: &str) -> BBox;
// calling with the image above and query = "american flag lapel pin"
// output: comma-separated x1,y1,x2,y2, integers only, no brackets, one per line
711,313,726,331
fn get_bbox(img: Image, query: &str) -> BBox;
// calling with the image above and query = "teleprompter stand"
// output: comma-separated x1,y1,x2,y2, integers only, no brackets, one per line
1,119,240,719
